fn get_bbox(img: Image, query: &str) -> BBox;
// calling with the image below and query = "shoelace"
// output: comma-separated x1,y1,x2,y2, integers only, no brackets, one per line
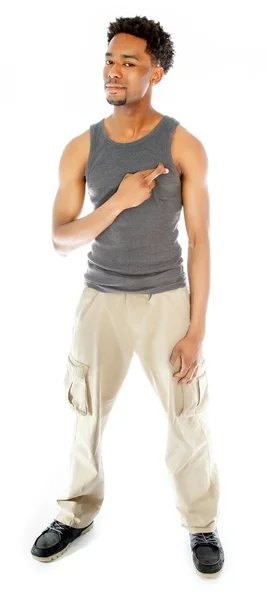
191,531,220,549
48,520,69,538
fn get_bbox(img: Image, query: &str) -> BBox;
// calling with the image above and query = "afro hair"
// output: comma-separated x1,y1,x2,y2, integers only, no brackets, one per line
106,15,175,75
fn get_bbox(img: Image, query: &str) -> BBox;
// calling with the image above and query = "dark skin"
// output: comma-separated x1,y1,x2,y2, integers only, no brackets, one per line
103,33,210,385
103,32,164,139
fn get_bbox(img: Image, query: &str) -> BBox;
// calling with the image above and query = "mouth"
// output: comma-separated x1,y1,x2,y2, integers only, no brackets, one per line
106,86,125,93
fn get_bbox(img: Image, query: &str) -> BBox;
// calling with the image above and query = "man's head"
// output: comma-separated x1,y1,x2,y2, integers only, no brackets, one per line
103,16,175,107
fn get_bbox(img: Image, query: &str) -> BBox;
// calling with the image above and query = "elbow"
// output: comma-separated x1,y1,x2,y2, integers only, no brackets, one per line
52,225,71,257
52,238,68,257
188,234,210,251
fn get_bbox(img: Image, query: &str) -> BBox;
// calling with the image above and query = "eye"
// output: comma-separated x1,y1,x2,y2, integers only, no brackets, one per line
105,60,135,67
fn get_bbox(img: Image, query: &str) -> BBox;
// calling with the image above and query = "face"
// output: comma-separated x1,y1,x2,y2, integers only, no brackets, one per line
103,33,162,106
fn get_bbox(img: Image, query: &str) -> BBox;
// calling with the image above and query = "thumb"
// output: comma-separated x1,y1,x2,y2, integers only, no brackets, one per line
170,349,182,367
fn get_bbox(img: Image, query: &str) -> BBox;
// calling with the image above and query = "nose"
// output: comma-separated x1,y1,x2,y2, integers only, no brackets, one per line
107,65,123,80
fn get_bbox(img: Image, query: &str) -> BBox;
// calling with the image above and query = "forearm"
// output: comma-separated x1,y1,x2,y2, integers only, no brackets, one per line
53,193,123,256
186,239,210,340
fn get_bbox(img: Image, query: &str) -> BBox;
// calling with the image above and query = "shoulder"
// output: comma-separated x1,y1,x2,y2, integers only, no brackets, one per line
172,123,208,179
60,128,91,179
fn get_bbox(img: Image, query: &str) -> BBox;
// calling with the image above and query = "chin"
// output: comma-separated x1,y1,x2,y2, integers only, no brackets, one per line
106,99,127,106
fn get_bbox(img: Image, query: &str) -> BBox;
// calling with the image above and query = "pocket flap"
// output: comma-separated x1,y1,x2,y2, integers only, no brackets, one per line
196,371,209,413
66,354,89,380
179,370,209,417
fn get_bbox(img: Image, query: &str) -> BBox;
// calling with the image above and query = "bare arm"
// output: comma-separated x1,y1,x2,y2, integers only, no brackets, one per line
52,134,123,257
179,130,210,341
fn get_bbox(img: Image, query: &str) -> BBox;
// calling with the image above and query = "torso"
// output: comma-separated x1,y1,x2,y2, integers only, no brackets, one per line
79,112,185,178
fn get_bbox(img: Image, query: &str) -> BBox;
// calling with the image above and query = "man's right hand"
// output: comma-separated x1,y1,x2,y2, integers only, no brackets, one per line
116,162,169,210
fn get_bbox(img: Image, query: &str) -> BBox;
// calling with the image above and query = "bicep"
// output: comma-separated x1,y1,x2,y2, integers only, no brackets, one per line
180,137,210,247
52,137,86,241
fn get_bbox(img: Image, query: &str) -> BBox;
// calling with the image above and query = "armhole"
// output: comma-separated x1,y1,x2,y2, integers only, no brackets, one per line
84,124,95,180
165,120,182,182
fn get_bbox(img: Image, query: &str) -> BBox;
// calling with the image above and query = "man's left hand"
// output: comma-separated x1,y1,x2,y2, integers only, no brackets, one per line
170,333,205,384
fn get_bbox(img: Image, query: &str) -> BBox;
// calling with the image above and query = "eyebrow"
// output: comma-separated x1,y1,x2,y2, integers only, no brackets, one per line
105,52,139,61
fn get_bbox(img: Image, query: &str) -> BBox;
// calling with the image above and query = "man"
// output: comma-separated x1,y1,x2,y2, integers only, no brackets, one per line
31,16,224,576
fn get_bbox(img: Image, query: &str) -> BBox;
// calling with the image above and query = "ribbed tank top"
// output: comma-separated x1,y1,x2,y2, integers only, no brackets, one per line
83,114,187,294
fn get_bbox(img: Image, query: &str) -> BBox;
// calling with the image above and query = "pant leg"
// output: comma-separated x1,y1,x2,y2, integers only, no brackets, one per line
133,286,220,534
55,286,135,528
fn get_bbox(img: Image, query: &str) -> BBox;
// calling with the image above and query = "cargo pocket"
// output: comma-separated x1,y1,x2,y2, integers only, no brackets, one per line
63,354,92,415
180,371,209,417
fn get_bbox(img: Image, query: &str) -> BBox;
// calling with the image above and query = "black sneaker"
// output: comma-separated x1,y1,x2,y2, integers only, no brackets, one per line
31,519,94,562
189,528,224,577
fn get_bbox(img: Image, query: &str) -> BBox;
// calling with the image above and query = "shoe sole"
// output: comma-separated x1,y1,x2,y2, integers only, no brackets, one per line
194,564,224,578
31,521,94,563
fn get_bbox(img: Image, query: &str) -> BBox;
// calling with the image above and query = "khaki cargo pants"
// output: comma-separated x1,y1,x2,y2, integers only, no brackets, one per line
56,285,220,534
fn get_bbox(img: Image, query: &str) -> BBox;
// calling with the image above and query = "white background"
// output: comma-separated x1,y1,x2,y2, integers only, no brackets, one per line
1,0,267,597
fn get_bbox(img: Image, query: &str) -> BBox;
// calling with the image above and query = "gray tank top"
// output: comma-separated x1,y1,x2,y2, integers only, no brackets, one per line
84,114,187,294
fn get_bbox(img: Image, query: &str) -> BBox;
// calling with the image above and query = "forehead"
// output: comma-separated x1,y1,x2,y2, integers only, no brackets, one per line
106,33,148,60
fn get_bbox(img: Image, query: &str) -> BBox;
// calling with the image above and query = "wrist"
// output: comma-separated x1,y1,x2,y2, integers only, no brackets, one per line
109,193,125,215
187,325,206,342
